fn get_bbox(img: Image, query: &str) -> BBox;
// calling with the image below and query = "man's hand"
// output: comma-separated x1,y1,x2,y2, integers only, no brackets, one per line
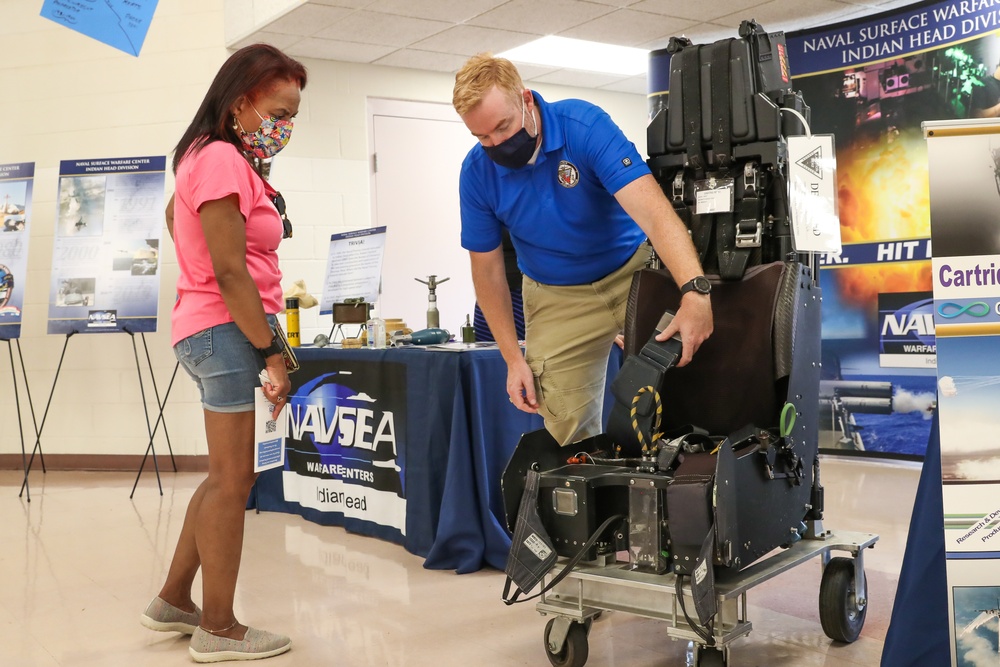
657,293,713,366
507,356,539,413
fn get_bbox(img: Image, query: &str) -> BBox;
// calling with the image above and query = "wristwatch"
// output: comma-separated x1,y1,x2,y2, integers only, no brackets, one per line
257,334,284,358
679,275,712,296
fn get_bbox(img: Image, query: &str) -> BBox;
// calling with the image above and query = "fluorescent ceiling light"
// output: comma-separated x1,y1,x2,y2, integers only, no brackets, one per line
497,36,648,76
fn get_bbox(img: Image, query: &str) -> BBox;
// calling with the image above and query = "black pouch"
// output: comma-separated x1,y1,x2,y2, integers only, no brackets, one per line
503,470,557,604
690,528,719,625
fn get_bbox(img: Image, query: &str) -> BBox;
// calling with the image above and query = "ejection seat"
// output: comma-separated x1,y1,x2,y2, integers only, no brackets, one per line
500,20,875,667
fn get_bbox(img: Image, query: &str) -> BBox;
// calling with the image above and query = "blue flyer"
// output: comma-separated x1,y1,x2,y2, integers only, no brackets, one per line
40,0,159,57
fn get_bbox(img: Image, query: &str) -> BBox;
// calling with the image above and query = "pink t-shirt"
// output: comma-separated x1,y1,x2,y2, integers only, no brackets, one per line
171,140,283,345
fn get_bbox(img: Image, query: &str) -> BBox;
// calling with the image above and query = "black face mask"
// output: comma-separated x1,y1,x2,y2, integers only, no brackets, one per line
483,100,538,170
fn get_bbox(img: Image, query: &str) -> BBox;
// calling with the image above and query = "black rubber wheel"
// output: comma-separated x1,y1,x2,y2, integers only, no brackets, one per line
543,618,589,667
697,646,726,667
819,556,867,643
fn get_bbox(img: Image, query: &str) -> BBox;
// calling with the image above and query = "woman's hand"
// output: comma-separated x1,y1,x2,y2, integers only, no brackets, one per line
260,358,291,418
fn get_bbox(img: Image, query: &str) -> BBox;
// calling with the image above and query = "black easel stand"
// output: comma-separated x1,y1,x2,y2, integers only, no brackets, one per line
19,332,75,500
126,328,179,498
5,338,42,502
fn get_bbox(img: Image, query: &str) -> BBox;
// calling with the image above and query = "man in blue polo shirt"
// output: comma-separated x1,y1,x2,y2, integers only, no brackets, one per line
452,53,713,446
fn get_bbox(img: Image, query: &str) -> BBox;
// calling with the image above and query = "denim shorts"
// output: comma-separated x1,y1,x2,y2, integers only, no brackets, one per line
174,317,274,413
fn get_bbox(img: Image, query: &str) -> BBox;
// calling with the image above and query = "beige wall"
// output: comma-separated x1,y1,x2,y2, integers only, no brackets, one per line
2,0,647,459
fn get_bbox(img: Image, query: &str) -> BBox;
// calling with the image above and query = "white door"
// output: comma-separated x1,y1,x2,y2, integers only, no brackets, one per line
369,99,478,335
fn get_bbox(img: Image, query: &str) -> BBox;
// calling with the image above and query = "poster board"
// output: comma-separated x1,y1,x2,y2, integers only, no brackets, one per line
47,156,165,335
0,163,34,340
925,117,1000,667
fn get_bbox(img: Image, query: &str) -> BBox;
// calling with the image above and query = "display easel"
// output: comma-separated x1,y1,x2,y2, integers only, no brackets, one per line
20,329,177,498
125,328,179,499
4,338,42,502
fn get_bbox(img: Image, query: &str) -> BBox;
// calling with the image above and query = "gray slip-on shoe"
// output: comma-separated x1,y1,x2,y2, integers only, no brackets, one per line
139,596,202,635
189,626,291,663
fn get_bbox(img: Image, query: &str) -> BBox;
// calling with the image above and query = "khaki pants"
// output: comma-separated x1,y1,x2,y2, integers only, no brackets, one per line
523,244,653,446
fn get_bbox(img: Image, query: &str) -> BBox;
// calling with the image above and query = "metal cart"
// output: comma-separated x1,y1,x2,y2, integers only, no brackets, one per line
536,529,878,667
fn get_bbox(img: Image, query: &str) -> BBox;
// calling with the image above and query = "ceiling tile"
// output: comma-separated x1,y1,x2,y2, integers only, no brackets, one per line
229,31,302,51
374,48,470,72
629,0,765,23
412,25,541,56
263,4,355,36
224,0,913,94
716,0,861,33
559,8,696,46
532,68,635,88
586,0,649,5
514,63,563,80
365,0,508,23
638,21,738,49
800,7,870,29
314,11,452,46
598,74,650,95
468,0,615,35
285,37,398,62
309,0,381,8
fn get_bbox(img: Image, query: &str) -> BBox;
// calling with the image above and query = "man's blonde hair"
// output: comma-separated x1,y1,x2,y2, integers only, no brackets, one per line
453,53,525,116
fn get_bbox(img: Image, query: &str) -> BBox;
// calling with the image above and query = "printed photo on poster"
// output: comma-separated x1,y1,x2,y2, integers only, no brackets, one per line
953,585,1000,666
936,335,1000,482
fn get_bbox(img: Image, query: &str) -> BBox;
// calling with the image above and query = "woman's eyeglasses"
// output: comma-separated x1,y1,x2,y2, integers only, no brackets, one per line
271,192,292,239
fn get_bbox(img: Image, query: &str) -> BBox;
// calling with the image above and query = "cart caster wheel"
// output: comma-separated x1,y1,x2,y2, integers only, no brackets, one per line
820,556,867,643
543,618,589,667
695,646,726,667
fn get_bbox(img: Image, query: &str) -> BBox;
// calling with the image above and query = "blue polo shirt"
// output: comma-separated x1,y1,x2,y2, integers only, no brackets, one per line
459,92,649,286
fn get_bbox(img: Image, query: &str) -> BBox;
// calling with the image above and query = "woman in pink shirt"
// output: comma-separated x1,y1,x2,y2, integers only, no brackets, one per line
139,44,305,663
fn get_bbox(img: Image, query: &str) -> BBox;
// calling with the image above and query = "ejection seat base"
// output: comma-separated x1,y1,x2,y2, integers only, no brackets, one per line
536,529,878,667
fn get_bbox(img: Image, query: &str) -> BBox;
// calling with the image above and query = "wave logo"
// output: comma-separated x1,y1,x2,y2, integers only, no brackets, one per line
936,301,990,319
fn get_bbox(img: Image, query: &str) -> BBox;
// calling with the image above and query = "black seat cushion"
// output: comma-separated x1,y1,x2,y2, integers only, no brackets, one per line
623,262,786,436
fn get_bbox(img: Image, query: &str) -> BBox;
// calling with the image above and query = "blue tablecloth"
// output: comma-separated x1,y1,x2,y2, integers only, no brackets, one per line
880,412,949,666
253,345,620,574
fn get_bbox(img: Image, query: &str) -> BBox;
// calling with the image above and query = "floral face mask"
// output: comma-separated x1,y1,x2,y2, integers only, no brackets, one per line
238,103,293,159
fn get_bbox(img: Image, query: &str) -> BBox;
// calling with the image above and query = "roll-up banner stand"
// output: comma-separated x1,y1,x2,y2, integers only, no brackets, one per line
925,117,1000,667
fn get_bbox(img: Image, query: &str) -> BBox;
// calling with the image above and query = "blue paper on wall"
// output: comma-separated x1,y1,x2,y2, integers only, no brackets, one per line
40,0,158,57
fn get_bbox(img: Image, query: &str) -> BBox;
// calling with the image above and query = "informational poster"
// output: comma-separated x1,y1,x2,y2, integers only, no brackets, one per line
319,227,387,315
47,156,165,335
281,357,407,543
40,0,158,57
926,118,1000,667
0,163,34,340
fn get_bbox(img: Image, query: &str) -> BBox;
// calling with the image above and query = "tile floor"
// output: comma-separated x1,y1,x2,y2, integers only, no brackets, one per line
1,456,918,666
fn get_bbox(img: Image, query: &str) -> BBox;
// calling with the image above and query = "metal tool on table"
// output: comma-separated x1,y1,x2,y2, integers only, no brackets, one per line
415,275,449,328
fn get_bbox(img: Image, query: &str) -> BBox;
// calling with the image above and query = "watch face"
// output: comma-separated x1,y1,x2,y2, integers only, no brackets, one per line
694,276,712,293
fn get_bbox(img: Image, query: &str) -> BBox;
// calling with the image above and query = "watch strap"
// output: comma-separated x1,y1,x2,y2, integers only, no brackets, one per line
679,275,711,296
257,334,283,358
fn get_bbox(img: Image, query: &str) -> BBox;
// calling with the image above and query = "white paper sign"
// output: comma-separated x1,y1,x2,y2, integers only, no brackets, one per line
319,227,387,314
787,135,842,254
254,387,286,472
